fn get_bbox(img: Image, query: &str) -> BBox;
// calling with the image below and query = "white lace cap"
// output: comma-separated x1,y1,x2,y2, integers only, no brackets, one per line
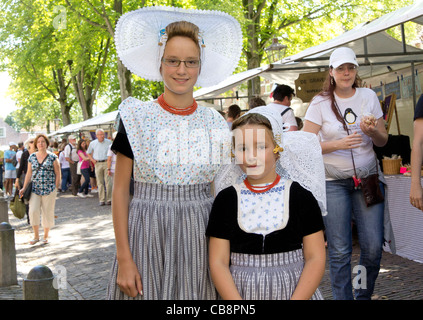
114,6,243,87
214,107,327,215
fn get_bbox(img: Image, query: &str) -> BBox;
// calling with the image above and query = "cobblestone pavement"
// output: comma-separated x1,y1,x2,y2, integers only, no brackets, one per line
1,191,422,300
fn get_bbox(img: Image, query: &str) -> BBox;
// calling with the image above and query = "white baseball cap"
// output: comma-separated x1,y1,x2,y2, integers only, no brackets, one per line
329,47,359,69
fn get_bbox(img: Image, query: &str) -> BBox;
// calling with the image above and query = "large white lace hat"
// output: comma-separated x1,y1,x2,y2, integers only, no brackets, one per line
114,6,243,87
214,106,327,215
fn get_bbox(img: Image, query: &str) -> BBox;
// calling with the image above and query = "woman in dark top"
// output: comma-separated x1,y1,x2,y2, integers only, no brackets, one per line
15,138,36,223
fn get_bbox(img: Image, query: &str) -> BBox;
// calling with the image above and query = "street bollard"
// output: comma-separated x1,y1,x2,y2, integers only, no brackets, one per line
0,222,18,287
23,265,59,300
0,190,8,223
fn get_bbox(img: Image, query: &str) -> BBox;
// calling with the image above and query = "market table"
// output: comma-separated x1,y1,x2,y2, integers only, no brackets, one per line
384,174,423,263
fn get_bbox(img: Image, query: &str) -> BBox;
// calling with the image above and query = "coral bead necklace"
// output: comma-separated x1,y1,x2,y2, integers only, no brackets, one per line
244,175,281,193
157,94,197,115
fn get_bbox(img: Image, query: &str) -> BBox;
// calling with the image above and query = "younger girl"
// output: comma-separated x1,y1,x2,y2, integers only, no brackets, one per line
77,140,92,198
207,110,326,300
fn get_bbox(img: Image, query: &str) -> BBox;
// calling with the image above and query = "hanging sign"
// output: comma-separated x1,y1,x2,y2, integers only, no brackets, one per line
294,71,328,102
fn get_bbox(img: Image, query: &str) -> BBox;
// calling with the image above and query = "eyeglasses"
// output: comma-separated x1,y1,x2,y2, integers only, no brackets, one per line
161,58,201,68
334,65,358,73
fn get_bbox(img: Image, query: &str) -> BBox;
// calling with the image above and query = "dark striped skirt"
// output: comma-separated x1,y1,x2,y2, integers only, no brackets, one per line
230,249,323,300
107,182,217,300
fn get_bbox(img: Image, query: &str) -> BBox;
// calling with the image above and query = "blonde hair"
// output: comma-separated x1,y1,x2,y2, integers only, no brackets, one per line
165,21,201,53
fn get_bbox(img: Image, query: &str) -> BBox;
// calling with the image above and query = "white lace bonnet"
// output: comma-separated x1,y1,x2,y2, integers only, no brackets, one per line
114,6,243,87
214,106,327,215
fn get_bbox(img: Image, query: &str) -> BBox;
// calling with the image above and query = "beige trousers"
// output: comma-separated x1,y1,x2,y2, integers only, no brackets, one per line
29,189,57,229
95,161,112,203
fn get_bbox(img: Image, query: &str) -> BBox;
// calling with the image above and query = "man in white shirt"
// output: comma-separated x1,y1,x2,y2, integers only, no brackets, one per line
267,84,298,131
87,129,112,206
64,135,80,196
15,142,24,170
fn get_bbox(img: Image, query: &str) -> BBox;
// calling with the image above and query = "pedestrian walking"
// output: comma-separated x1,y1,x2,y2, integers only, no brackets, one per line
64,135,80,196
77,140,93,198
4,142,18,197
303,47,392,300
58,147,71,192
15,138,36,224
19,134,61,245
106,6,242,300
207,109,325,300
87,129,112,206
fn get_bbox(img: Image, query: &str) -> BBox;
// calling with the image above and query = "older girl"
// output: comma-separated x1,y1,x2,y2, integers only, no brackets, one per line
106,7,242,300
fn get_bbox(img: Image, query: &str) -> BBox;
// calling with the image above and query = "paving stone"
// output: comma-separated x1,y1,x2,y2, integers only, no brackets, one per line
1,192,422,300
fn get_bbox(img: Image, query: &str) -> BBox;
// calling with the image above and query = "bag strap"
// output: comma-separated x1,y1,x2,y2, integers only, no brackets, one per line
333,101,379,180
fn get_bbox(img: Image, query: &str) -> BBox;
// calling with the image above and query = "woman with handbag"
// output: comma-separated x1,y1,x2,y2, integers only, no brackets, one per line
19,134,61,245
303,47,389,300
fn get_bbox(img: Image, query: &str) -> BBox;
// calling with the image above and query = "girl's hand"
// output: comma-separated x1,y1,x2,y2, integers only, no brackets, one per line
116,259,143,298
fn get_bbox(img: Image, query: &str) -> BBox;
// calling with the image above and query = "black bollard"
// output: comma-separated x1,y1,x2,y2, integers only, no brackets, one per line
23,265,59,300
0,222,17,287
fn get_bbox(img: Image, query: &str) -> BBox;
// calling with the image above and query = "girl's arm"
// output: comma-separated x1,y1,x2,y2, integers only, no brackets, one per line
209,237,242,300
290,230,326,300
112,152,142,297
77,150,90,161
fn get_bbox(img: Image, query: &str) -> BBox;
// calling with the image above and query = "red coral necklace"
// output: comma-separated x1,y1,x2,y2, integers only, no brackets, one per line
244,175,281,193
157,94,197,115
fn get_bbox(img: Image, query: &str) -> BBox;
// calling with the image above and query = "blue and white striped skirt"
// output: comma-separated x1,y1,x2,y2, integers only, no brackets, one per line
230,249,323,300
107,182,217,300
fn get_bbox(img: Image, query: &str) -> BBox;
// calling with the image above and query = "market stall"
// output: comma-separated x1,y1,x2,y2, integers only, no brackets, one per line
384,175,423,263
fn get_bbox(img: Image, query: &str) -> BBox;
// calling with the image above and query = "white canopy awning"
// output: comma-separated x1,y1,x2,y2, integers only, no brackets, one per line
194,65,272,100
194,2,423,99
49,111,118,136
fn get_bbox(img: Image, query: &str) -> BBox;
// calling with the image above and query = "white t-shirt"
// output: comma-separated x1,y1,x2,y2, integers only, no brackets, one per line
266,102,298,130
64,143,80,162
16,149,23,169
304,88,383,171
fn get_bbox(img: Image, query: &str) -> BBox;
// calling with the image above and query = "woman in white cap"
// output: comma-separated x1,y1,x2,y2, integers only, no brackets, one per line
303,47,389,300
106,6,242,300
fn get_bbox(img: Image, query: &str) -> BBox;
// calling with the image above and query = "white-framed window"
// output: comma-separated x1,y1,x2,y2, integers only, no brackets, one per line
0,127,5,138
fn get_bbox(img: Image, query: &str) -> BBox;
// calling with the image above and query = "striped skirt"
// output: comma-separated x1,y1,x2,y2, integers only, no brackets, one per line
107,182,217,300
230,249,323,300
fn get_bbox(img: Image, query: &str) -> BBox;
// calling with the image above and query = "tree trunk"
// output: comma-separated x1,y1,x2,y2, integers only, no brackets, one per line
244,0,263,102
55,68,72,126
117,58,132,100
114,0,132,101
